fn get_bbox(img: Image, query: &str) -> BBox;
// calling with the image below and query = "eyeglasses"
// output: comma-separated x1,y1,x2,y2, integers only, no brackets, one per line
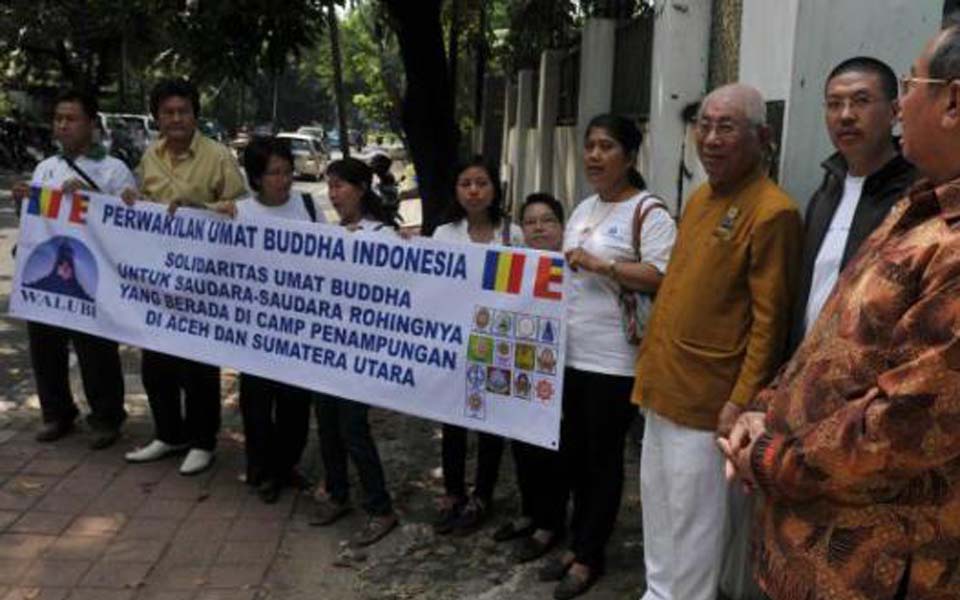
521,216,561,227
823,95,878,115
899,75,951,96
695,118,742,140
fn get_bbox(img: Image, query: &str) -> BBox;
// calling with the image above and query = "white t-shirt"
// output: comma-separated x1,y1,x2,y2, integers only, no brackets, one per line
432,219,524,246
805,175,865,333
30,153,136,196
235,191,321,223
563,193,677,377
352,217,401,238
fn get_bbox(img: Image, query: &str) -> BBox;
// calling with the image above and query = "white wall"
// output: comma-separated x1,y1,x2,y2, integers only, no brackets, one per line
646,0,712,214
739,0,941,209
738,0,799,101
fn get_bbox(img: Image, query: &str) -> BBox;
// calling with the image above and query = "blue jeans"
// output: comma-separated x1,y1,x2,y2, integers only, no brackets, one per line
315,393,393,516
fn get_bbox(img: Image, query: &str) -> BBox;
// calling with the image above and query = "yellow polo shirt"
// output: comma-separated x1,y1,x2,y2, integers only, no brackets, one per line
633,173,802,431
136,131,246,206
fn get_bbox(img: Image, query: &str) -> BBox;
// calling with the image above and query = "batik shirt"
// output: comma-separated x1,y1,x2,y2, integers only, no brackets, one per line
751,177,960,600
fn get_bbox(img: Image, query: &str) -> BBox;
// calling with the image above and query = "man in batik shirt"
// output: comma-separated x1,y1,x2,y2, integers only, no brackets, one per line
721,26,960,600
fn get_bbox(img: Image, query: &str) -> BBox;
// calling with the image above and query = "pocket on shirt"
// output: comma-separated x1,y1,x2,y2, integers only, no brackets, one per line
676,335,745,358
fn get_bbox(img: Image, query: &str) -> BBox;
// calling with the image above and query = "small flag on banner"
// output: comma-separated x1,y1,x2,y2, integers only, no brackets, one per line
26,187,63,218
481,250,526,294
533,256,564,300
68,193,90,224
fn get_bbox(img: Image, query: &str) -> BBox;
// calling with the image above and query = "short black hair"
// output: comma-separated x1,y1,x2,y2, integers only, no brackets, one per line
445,156,504,226
931,25,960,82
521,193,565,225
826,56,898,101
149,78,201,119
54,89,98,120
243,136,294,192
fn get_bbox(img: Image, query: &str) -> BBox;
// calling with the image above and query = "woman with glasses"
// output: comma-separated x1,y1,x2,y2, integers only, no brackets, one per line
542,114,676,599
491,193,570,563
431,156,523,536
212,136,318,503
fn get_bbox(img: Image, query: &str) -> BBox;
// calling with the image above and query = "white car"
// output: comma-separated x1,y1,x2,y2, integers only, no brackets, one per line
277,133,328,181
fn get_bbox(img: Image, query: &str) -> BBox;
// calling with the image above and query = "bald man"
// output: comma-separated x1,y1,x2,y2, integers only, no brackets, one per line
633,84,802,600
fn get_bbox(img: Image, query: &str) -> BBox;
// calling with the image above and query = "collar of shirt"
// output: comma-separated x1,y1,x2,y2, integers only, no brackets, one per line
59,143,107,161
821,146,911,196
706,166,766,202
896,177,960,230
158,130,200,161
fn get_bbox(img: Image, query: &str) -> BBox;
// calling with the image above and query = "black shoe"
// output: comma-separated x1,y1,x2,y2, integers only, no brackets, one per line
538,556,574,582
35,420,74,443
89,428,120,450
553,568,599,600
433,496,466,535
257,480,281,504
452,496,490,536
513,533,559,563
493,518,534,542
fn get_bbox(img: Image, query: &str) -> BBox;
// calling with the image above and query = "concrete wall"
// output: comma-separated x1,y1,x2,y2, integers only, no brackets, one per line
739,0,940,208
646,0,712,213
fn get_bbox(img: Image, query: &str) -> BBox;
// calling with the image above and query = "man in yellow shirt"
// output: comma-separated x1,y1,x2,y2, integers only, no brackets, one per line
122,78,246,476
634,84,802,600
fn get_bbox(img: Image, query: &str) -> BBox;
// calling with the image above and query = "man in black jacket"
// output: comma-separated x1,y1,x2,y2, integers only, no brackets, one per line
787,57,915,355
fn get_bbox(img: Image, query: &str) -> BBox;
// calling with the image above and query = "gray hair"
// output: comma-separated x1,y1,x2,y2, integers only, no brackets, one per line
698,84,768,129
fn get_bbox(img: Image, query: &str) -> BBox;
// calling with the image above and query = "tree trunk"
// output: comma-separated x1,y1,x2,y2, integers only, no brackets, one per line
385,0,460,234
327,1,351,158
448,0,460,118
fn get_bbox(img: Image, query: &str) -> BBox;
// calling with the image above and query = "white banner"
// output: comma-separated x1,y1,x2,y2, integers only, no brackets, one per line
9,188,567,449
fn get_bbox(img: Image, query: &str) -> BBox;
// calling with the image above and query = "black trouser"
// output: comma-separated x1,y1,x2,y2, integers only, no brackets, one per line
441,424,504,502
27,321,126,429
141,349,220,451
239,374,311,486
512,439,566,533
315,393,392,516
558,367,637,571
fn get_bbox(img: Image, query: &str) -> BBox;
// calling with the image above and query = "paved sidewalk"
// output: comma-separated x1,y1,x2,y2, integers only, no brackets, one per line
0,170,647,599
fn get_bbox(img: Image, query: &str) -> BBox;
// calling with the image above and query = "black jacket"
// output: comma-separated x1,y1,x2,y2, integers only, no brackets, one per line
786,150,915,356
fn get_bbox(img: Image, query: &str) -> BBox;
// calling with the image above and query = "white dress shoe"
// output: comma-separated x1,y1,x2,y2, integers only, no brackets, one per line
124,439,188,463
179,449,215,476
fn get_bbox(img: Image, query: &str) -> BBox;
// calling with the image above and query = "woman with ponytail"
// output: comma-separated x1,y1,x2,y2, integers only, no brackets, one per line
542,115,677,599
308,157,398,546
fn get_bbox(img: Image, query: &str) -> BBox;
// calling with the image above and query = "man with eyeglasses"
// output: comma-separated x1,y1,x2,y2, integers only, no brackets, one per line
634,84,802,600
721,26,960,600
787,57,914,356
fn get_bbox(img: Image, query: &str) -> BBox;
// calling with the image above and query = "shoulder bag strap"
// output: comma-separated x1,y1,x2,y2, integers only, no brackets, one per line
631,193,669,261
61,156,101,192
301,192,318,223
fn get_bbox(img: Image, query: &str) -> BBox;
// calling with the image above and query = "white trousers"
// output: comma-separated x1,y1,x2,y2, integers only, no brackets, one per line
640,410,729,600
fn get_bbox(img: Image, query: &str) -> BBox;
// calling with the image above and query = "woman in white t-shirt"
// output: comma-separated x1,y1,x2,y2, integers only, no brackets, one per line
309,157,399,547
432,157,522,536
213,136,318,504
542,115,677,599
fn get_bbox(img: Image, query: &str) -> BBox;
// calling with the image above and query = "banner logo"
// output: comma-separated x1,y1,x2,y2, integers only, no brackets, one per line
533,256,563,300
20,236,98,317
26,187,63,218
482,250,526,294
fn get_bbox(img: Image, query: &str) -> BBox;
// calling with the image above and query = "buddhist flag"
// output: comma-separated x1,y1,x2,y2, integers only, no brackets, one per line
68,193,90,224
482,250,526,294
533,256,564,300
26,187,63,219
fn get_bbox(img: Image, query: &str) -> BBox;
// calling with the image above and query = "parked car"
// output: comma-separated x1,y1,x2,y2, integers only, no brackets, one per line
277,132,328,180
200,119,228,143
296,126,325,142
